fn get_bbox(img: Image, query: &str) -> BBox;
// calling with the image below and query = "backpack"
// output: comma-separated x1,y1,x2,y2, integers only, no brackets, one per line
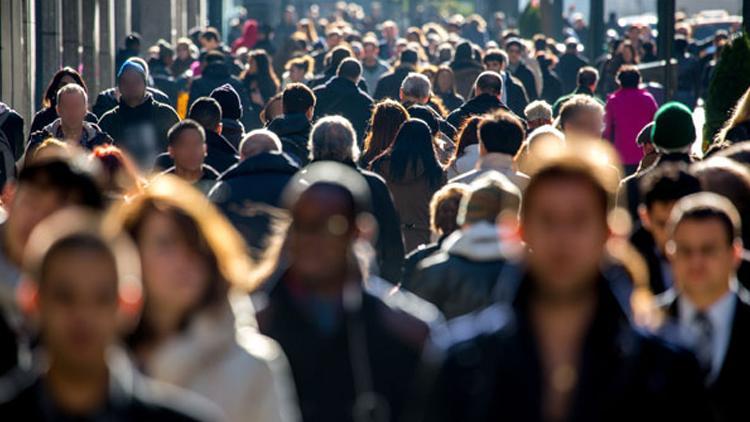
0,109,17,190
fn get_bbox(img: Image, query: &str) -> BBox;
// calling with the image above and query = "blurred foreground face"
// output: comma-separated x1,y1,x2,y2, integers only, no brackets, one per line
523,179,608,295
565,109,604,139
56,92,87,129
39,247,118,369
670,219,737,300
288,188,353,287
6,186,64,263
137,210,209,316
169,128,206,172
118,69,146,106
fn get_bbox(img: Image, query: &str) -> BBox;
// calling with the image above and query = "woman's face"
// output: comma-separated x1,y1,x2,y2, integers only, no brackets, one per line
247,57,258,74
137,210,210,319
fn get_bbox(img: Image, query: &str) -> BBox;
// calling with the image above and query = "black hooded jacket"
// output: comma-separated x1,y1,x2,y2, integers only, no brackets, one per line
314,77,374,143
267,113,312,166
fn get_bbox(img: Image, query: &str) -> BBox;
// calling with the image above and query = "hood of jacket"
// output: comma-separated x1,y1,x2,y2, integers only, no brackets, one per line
442,221,509,262
267,113,311,137
220,151,299,180
42,118,106,141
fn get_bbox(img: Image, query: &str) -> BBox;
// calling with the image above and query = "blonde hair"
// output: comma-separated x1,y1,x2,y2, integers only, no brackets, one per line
716,87,750,144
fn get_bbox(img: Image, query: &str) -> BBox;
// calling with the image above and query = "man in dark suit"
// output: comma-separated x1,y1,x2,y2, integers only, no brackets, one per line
657,192,750,421
428,143,711,421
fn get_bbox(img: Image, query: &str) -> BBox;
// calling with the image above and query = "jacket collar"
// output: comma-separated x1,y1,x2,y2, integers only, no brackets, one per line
220,151,299,180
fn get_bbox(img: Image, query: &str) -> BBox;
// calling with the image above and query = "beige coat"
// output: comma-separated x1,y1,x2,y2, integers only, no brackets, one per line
144,291,299,422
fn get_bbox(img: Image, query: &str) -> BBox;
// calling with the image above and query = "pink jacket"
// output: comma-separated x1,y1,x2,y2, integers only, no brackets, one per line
603,88,658,165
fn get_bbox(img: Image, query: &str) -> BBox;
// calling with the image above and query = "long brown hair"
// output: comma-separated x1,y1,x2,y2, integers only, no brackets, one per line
361,100,409,168
105,176,265,344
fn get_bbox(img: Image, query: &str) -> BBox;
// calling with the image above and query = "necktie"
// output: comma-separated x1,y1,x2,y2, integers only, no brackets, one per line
693,311,714,379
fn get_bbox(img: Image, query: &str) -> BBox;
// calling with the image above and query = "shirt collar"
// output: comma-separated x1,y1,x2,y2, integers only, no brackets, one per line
677,279,738,329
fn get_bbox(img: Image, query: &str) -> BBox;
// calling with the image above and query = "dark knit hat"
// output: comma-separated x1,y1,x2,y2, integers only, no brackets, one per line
210,84,243,120
117,60,147,84
651,102,695,152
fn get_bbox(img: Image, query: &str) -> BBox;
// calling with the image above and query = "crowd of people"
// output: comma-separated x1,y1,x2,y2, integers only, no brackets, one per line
1,2,750,421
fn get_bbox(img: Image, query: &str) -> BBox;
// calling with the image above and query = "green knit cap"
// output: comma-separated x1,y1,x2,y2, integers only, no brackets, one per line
650,101,695,152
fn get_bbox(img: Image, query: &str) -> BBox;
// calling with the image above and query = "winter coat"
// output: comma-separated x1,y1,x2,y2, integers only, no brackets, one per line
361,60,390,96
449,153,529,190
510,61,538,100
221,118,245,150
340,160,405,284
552,86,603,117
209,152,299,253
446,94,509,130
0,351,225,422
604,88,658,165
141,292,299,422
447,144,479,180
29,106,98,137
503,72,530,118
98,94,180,169
160,165,220,196
266,113,312,166
371,156,446,253
204,130,239,174
188,63,247,110
407,222,511,319
374,66,414,100
27,119,112,156
92,86,172,119
451,60,484,100
256,274,435,422
437,92,465,113
313,77,374,143
557,53,589,94
0,103,25,160
428,271,712,421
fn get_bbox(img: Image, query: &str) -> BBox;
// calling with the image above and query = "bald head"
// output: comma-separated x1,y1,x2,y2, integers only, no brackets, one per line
240,129,282,160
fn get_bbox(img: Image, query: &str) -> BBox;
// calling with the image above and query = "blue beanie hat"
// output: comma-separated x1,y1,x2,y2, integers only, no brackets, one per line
117,60,146,83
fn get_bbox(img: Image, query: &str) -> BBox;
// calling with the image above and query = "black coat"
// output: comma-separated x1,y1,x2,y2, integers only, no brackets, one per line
374,66,413,101
511,62,538,100
446,94,509,129
256,276,431,422
0,103,25,161
92,87,172,119
557,53,589,94
267,113,312,166
209,152,298,252
437,92,464,112
657,287,750,422
344,160,405,284
428,273,712,422
402,240,442,288
504,73,530,119
0,361,220,421
630,224,671,294
187,63,247,110
314,77,374,143
203,130,238,174
97,94,180,169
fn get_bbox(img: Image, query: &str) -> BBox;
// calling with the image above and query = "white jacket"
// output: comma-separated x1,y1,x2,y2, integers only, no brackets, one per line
144,291,300,422
447,144,480,180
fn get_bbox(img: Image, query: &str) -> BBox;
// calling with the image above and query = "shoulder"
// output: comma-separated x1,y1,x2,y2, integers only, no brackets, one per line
431,303,515,352
131,376,227,422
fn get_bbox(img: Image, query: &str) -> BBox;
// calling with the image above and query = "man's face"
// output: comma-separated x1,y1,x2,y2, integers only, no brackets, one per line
288,188,355,288
38,248,119,370
522,179,609,297
5,185,65,264
177,45,190,60
363,44,379,60
668,218,739,302
56,92,87,130
326,34,341,49
118,69,146,105
168,128,206,172
485,60,504,73
289,66,306,82
640,201,675,255
507,45,522,65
